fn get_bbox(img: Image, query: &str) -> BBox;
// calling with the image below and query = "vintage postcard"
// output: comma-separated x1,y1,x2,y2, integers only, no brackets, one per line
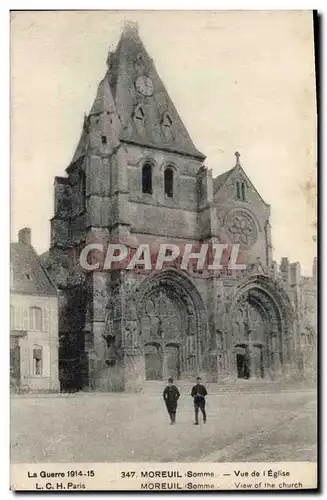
10,10,317,491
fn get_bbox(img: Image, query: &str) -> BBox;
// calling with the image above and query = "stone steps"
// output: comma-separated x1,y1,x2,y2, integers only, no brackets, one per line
141,379,315,394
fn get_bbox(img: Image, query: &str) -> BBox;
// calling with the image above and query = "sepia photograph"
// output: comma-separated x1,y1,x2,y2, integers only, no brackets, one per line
10,10,317,491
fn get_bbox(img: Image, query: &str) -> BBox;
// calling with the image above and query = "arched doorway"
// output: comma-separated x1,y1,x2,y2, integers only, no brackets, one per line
229,275,293,379
144,343,163,380
235,345,250,379
137,269,208,381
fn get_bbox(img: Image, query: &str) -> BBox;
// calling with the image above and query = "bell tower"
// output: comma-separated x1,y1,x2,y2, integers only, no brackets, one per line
46,21,207,392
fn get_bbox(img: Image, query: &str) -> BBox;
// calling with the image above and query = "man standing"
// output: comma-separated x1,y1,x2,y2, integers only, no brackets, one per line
191,376,208,425
163,377,180,424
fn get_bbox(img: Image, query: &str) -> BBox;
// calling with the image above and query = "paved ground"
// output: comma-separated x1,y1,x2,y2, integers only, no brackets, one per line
11,387,317,463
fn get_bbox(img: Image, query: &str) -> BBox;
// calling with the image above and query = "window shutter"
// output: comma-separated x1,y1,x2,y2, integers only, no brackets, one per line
29,308,34,330
15,308,23,330
35,308,42,331
21,309,28,330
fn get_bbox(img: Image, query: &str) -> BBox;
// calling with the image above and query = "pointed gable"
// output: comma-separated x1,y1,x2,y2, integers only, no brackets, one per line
213,152,268,206
107,22,205,160
68,21,205,169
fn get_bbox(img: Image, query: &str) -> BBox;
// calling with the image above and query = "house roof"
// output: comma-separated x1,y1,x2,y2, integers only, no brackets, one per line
10,242,57,296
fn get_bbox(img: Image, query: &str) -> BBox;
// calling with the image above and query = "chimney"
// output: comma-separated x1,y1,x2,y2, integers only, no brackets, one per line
18,228,31,246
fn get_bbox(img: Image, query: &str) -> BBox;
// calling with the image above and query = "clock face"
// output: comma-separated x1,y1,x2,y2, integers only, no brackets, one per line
135,76,154,96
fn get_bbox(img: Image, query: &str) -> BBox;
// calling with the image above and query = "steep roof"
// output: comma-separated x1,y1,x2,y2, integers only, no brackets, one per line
213,167,236,194
10,242,57,296
69,22,205,166
70,126,89,166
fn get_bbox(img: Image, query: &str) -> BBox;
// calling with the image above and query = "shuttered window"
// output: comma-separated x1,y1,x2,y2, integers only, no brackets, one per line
29,307,42,331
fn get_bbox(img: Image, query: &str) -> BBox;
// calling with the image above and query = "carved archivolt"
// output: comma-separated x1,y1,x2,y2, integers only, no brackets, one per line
125,269,209,364
228,275,294,359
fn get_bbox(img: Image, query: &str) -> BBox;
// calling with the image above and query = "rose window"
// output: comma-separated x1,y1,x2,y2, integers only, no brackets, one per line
226,212,257,248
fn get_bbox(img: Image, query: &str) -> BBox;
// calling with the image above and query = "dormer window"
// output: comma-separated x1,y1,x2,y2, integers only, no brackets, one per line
142,163,152,195
162,112,172,128
134,105,145,121
162,112,173,142
164,167,174,198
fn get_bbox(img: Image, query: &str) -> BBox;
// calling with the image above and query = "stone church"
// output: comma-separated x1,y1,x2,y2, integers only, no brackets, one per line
42,22,317,392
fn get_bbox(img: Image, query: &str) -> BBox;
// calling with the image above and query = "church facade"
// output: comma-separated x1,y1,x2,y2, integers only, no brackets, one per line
42,23,317,392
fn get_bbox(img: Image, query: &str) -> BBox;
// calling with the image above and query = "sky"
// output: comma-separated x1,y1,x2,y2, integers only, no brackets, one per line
10,10,317,275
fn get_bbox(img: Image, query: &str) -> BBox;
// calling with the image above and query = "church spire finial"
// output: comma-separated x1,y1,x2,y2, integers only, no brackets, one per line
235,151,241,166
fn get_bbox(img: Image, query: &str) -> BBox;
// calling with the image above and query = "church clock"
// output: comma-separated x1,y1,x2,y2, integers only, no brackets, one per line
135,76,154,96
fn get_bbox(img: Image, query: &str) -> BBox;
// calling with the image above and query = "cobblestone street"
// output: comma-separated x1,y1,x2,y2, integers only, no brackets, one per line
11,386,316,464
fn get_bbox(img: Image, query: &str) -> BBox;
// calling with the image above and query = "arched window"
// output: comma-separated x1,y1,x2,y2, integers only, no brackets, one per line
142,163,152,195
236,181,241,199
29,307,42,331
164,167,174,198
241,182,246,201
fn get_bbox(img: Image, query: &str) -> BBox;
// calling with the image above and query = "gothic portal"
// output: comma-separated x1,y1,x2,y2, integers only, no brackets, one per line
42,22,316,392
137,270,207,382
227,276,293,381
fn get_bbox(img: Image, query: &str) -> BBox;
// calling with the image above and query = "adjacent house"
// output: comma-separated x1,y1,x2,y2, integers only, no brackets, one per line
10,228,59,392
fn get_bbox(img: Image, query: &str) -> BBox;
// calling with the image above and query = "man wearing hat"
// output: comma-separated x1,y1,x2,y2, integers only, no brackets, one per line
163,377,180,425
191,376,208,425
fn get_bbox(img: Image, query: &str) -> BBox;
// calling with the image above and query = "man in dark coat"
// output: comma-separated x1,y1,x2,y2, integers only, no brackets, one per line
163,377,180,424
191,376,208,425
